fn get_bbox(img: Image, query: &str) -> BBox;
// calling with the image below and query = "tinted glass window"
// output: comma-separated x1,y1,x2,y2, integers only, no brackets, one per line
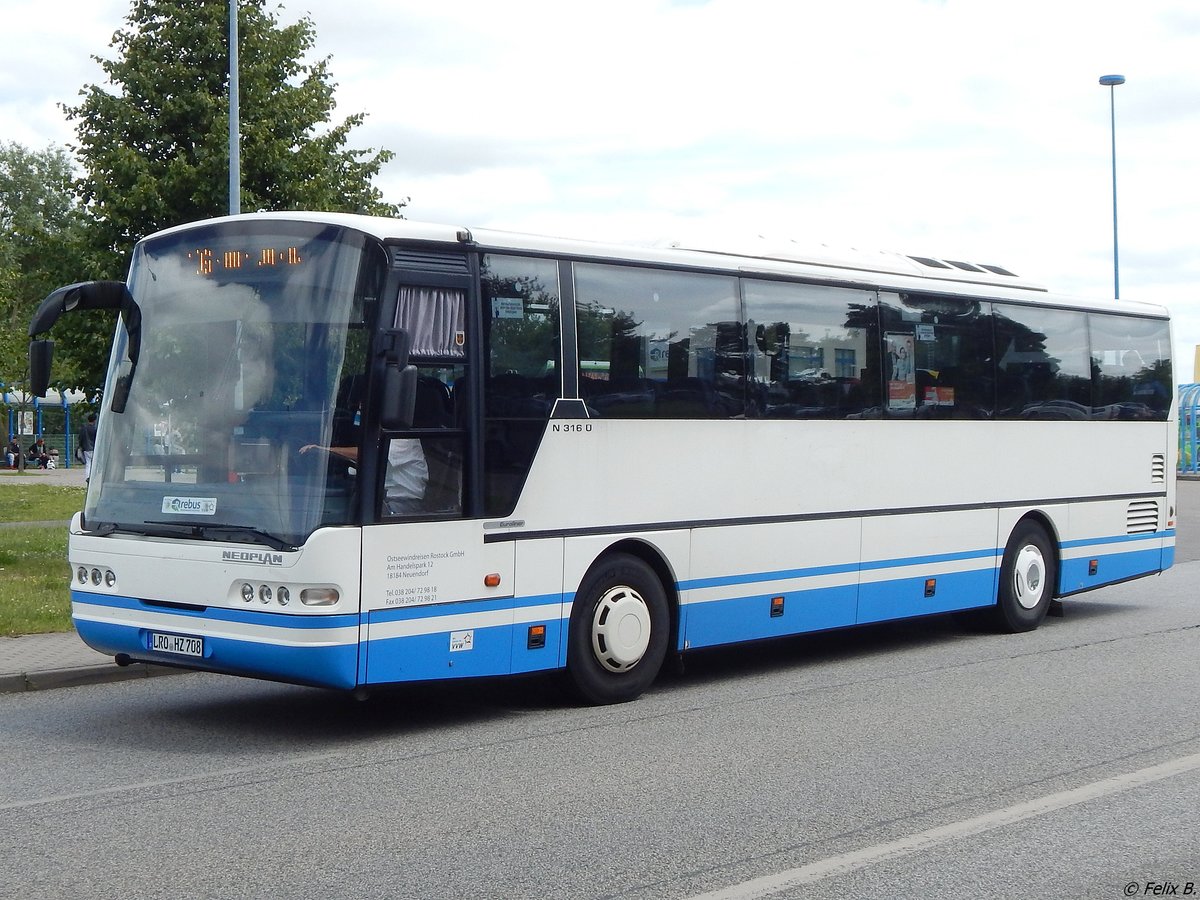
742,279,879,418
481,255,561,515
1090,314,1172,420
994,304,1091,419
575,264,744,418
879,293,994,419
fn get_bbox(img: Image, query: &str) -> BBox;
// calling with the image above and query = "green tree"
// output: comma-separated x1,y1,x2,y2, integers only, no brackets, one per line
68,0,403,258
56,0,404,393
0,142,98,394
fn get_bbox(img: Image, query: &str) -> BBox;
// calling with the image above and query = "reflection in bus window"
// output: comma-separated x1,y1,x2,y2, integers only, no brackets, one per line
994,305,1091,419
481,255,562,516
575,263,744,418
879,293,994,419
1089,314,1172,420
742,280,879,419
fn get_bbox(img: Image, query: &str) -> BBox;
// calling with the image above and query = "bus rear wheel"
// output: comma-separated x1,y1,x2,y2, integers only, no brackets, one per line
567,554,669,705
993,520,1056,633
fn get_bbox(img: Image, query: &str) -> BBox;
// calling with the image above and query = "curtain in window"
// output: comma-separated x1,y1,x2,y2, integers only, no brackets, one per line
395,287,465,358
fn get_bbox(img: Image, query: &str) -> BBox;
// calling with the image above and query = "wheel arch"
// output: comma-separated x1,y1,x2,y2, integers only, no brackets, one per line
584,538,681,649
1004,510,1063,598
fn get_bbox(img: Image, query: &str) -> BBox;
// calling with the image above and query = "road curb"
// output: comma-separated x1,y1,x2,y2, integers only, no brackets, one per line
0,661,179,694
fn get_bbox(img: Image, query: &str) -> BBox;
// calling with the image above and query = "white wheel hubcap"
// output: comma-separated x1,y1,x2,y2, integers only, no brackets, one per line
591,585,652,673
1012,544,1046,610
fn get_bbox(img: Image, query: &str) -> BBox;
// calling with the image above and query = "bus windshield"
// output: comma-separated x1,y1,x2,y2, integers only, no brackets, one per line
85,221,382,548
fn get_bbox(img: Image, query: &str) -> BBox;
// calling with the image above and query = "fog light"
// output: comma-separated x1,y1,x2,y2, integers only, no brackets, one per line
241,583,254,603
277,586,290,606
259,585,272,603
105,570,117,588
300,587,339,607
91,568,102,586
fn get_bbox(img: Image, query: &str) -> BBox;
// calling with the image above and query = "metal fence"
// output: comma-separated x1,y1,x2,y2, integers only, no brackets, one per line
2,391,88,470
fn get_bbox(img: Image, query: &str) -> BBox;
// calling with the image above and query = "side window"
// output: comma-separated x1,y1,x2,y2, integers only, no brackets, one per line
1090,314,1172,420
575,264,744,418
994,305,1091,419
742,279,879,419
481,255,562,516
879,293,994,419
387,287,469,517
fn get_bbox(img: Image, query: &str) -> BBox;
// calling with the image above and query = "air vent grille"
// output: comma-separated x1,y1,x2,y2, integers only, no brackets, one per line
391,248,469,274
1151,454,1166,483
1127,500,1160,535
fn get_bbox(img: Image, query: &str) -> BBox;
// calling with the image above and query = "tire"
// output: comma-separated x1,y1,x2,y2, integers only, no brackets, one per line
993,520,1056,633
566,553,670,705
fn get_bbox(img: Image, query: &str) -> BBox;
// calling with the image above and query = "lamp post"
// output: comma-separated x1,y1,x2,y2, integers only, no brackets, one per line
1099,74,1125,299
229,0,240,216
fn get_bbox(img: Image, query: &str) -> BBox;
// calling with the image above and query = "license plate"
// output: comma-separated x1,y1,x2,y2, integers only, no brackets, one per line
150,632,204,657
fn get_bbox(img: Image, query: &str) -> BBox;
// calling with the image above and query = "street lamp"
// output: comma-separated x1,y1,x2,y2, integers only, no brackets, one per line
229,0,240,216
1099,74,1125,299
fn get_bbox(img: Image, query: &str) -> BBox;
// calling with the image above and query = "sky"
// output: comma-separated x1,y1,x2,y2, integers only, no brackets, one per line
3,0,1199,379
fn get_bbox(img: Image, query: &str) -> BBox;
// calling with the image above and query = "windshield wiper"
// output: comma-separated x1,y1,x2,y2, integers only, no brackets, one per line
90,521,194,540
144,521,294,551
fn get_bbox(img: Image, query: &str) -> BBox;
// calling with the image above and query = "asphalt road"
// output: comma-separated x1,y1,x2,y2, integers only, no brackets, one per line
2,540,1197,899
1175,478,1200,563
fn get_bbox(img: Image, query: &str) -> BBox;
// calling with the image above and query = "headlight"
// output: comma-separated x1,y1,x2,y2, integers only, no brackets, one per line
241,583,254,603
277,586,290,606
300,588,339,607
259,585,272,604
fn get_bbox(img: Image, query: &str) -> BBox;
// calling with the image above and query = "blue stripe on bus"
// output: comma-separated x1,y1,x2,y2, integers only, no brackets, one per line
367,592,563,624
1059,546,1166,593
680,546,1002,593
71,591,360,629
683,584,860,647
856,567,996,624
363,599,566,684
1059,529,1173,550
73,613,360,690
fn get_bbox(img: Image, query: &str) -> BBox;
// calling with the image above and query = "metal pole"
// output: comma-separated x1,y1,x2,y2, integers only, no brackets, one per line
229,0,241,216
1099,75,1125,299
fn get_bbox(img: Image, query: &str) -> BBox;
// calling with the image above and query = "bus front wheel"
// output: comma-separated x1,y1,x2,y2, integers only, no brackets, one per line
566,554,670,705
993,520,1056,633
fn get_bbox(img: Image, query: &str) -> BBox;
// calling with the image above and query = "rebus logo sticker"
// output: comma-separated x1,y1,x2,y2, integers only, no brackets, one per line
161,496,218,515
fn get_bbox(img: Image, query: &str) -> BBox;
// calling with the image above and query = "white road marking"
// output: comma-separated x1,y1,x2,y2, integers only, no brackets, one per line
690,751,1200,899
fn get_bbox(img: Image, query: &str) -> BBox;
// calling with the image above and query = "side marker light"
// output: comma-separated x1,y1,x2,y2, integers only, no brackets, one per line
527,624,546,649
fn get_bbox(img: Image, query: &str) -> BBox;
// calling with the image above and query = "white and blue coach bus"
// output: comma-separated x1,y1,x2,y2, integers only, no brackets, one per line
28,213,1175,704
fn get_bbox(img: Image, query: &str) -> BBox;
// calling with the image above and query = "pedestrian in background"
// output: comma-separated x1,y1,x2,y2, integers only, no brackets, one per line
27,437,51,468
78,412,98,481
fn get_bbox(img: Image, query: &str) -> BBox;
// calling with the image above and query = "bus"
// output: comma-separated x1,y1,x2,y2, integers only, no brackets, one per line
28,212,1175,704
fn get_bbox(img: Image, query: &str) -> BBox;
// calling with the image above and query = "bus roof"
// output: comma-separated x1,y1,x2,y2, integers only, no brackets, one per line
147,211,1169,319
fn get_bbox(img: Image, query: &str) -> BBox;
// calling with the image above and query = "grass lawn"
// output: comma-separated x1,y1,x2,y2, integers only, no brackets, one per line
0,484,87,524
0,485,84,636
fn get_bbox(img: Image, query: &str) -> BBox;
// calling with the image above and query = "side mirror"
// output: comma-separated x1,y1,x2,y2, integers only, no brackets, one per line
380,364,418,430
28,279,142,412
29,340,54,397
379,327,412,365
